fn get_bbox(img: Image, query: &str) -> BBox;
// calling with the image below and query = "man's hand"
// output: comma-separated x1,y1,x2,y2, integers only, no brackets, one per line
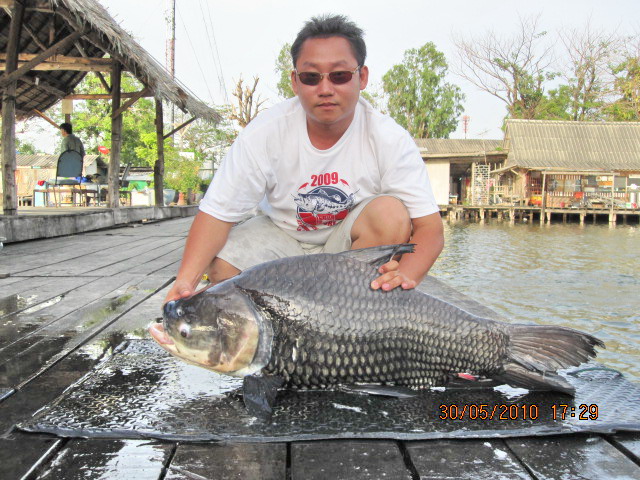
164,280,195,305
370,259,417,291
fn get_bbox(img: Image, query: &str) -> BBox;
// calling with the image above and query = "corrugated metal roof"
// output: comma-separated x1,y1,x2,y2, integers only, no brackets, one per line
414,138,503,154
17,154,102,169
504,119,640,171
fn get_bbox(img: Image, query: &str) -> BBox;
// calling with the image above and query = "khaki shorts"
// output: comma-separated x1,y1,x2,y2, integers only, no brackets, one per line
218,195,387,271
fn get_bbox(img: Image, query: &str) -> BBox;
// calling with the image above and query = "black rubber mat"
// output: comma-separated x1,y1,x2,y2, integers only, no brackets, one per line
18,340,640,442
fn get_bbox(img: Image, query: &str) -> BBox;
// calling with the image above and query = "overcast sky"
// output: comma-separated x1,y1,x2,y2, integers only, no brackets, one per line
22,0,639,151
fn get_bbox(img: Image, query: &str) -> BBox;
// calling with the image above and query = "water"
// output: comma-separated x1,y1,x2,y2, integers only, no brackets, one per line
430,221,640,383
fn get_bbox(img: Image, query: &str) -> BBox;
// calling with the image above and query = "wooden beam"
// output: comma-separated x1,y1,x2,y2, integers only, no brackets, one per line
74,41,111,93
163,117,196,139
2,0,24,216
0,53,113,72
0,30,85,88
111,87,150,118
0,0,15,7
19,75,67,97
108,62,122,209
154,99,165,206
32,108,59,128
64,91,152,100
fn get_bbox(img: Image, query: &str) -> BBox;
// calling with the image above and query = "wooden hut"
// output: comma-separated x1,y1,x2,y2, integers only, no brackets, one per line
492,120,640,209
415,139,506,206
0,0,220,214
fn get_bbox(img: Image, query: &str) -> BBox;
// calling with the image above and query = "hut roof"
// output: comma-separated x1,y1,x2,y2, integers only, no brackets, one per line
504,119,640,172
17,153,101,168
0,0,220,122
414,138,503,155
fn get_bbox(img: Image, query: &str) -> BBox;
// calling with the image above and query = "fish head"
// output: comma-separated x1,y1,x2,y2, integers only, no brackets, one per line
150,287,263,376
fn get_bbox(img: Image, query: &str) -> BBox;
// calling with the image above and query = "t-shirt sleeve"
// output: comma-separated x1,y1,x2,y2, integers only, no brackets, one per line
199,133,268,222
378,129,439,218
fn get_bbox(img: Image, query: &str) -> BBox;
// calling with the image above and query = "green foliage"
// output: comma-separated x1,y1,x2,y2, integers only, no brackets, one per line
605,56,640,121
16,138,37,154
382,43,464,138
275,43,295,99
70,74,155,166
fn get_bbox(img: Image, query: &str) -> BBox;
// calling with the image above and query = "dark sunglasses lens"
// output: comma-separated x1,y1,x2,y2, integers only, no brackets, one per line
328,71,353,84
298,72,321,85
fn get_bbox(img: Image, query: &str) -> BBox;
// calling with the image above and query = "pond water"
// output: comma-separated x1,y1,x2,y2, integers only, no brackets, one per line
430,220,640,384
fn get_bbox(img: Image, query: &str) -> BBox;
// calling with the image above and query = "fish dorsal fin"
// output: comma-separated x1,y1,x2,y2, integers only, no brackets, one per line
338,243,415,268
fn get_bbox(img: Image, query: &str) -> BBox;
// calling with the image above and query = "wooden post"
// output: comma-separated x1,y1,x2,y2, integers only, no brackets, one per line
1,1,24,216
610,173,615,223
540,172,547,224
154,98,165,206
108,62,122,208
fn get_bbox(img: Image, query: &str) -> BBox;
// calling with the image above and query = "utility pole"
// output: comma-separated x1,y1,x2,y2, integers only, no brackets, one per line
164,0,176,135
462,115,470,139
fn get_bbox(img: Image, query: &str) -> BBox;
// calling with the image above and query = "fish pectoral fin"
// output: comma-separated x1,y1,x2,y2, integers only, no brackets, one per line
340,383,416,399
338,244,415,267
242,375,285,421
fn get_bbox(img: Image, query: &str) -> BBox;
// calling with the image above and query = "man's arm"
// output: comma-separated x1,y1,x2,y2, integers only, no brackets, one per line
164,211,234,303
371,212,444,290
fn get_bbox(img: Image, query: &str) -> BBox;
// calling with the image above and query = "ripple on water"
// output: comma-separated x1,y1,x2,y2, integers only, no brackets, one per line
433,221,640,383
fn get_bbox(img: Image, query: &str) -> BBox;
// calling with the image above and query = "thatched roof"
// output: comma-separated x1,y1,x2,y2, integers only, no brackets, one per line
504,119,640,172
16,153,101,169
0,0,220,122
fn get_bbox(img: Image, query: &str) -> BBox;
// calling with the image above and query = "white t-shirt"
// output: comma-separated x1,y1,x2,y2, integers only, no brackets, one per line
200,97,438,244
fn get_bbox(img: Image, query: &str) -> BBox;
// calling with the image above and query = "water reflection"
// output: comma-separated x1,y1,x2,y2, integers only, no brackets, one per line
432,222,640,382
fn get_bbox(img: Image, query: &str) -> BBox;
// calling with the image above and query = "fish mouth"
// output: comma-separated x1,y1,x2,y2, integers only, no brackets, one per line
148,323,176,351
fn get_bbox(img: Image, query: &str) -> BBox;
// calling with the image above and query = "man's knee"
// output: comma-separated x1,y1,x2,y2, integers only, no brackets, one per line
206,257,241,284
351,196,411,247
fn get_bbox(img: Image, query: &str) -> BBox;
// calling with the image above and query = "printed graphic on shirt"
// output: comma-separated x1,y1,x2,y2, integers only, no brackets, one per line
293,172,356,231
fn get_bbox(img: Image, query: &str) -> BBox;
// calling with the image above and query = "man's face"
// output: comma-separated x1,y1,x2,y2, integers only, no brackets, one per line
291,36,368,132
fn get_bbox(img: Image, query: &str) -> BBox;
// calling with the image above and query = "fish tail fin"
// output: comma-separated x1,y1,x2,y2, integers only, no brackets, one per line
498,325,605,395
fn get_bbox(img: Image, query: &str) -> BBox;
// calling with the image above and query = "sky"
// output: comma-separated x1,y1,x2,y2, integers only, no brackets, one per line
21,0,639,152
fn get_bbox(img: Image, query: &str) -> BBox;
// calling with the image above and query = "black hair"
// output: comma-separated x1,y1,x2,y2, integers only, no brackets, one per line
291,14,366,68
60,122,72,134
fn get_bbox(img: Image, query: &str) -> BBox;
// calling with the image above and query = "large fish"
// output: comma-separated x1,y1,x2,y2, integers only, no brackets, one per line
149,244,603,416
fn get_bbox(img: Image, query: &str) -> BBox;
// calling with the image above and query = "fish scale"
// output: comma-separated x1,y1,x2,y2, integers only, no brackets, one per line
236,253,507,388
158,244,603,400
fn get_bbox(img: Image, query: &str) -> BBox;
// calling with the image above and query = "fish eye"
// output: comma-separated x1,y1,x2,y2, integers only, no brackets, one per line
180,328,189,338
176,306,184,317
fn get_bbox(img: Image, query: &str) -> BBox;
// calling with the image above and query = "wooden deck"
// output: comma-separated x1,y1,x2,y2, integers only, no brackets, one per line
1,217,639,479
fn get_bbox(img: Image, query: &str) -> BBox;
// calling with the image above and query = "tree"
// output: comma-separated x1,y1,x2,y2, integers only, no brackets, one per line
229,76,267,127
275,42,295,99
382,42,464,138
454,15,555,119
605,36,640,121
69,73,156,165
556,22,622,121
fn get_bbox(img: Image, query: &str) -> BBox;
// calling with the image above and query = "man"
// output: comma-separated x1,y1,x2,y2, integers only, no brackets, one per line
164,14,444,304
59,122,85,158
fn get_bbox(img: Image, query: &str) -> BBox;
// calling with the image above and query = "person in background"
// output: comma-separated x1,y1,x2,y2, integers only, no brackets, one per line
59,122,85,158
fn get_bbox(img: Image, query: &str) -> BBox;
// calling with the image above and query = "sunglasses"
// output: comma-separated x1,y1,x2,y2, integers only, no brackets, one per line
295,66,361,86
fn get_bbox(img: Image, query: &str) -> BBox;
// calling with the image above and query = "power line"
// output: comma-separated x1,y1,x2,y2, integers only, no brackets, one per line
175,4,215,105
201,0,228,104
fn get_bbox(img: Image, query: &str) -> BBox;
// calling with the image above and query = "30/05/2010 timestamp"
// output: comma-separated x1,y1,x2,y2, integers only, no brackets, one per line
438,403,599,420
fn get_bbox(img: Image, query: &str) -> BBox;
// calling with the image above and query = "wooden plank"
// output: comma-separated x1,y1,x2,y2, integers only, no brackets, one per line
0,436,63,480
506,435,640,479
111,87,150,118
163,117,196,140
155,98,165,206
0,274,170,390
0,276,75,303
291,440,412,480
34,439,173,479
165,443,286,480
64,91,153,100
108,62,123,208
609,433,640,463
1,0,24,216
16,236,180,277
90,238,185,277
405,439,531,479
0,277,106,351
0,53,113,72
0,31,85,88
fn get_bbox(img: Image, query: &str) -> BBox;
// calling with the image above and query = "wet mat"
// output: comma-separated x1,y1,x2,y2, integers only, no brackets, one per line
19,340,640,442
